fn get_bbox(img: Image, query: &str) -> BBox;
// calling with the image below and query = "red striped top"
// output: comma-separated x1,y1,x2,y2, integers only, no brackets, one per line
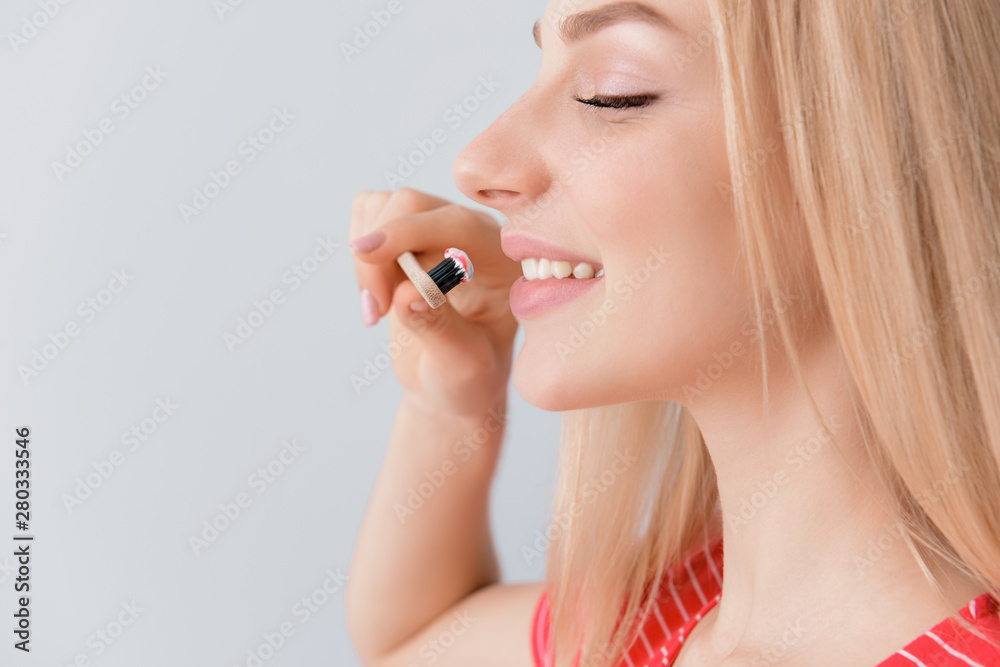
531,534,1000,666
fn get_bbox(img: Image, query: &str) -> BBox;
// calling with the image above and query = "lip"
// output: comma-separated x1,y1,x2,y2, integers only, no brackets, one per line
501,231,605,318
500,231,603,270
508,275,603,318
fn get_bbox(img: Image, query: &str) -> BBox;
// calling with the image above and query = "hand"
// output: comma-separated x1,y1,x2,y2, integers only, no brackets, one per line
349,188,521,416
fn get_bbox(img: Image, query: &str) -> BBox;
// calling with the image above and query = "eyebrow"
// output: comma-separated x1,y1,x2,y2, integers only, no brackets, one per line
532,1,677,48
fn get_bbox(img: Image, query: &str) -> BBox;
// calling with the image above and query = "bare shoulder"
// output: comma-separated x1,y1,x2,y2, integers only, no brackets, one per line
375,581,547,667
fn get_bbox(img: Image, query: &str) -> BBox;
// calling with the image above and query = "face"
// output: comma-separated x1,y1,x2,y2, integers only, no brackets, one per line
453,0,756,411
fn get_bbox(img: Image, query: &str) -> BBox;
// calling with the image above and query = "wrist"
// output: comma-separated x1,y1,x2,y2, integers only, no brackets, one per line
402,389,507,425
399,391,508,452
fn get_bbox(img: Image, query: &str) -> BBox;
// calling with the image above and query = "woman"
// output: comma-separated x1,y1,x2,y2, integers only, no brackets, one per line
345,0,1000,665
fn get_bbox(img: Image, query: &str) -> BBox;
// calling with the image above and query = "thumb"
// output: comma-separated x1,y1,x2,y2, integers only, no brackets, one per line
389,280,492,373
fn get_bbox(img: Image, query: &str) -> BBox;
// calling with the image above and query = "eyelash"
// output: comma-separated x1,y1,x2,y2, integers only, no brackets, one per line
574,94,658,110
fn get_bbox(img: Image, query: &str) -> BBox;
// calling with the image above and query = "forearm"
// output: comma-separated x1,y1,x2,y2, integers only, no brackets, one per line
346,391,507,664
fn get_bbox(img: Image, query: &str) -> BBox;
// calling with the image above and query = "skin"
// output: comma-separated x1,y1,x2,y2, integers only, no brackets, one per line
453,0,986,664
348,1,986,665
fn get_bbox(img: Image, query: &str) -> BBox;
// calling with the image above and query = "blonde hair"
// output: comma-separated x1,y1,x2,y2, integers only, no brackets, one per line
545,1,1000,665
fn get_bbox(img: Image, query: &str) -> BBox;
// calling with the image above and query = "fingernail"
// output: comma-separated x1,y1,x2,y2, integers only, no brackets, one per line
409,299,430,312
360,289,380,326
349,231,386,253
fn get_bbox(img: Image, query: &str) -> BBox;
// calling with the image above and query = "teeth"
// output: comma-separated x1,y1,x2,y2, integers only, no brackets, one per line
521,258,538,280
520,257,601,281
552,260,572,279
537,258,552,280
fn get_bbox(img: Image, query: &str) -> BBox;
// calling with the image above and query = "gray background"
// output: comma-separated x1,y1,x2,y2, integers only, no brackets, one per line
0,1,560,664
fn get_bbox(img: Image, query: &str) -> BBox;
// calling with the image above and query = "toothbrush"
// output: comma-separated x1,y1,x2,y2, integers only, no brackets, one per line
396,248,474,309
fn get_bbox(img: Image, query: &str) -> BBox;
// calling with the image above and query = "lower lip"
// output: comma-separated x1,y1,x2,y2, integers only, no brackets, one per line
508,276,602,318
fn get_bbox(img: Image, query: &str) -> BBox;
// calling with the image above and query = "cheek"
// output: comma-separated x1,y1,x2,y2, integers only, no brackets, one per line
513,251,749,410
513,118,755,408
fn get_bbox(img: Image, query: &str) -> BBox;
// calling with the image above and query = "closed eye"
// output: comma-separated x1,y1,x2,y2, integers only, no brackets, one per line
574,94,658,109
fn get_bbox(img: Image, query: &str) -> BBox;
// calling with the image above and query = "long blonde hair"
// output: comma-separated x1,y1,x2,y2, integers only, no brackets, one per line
545,2,1000,665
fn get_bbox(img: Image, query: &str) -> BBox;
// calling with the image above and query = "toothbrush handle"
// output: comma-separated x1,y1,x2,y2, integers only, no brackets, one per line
396,251,446,309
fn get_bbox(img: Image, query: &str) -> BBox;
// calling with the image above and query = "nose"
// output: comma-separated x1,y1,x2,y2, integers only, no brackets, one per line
452,90,552,215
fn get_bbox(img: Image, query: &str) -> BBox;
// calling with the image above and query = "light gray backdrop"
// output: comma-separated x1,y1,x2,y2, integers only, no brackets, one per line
0,1,560,664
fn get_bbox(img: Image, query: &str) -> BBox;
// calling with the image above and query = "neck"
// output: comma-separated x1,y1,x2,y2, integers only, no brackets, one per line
685,332,983,659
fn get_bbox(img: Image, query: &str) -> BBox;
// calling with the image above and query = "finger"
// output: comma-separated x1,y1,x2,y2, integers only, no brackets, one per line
350,189,459,323
353,205,508,324
356,204,500,265
371,187,452,229
349,188,451,242
348,190,391,240
389,279,494,381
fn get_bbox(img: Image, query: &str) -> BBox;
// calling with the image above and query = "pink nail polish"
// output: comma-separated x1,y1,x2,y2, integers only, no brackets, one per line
349,231,386,253
409,299,430,312
360,289,379,326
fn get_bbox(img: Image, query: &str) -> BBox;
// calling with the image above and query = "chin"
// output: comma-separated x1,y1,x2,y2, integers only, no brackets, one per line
511,341,614,412
512,354,564,411
512,322,690,410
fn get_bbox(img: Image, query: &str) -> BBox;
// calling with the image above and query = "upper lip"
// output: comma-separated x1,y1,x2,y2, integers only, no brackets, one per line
500,231,603,270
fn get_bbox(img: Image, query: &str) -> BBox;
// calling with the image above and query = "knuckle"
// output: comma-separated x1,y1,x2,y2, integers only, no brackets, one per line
409,308,448,335
364,191,392,221
473,208,500,229
392,186,422,201
350,190,387,233
351,190,373,215
441,203,473,229
389,187,424,210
